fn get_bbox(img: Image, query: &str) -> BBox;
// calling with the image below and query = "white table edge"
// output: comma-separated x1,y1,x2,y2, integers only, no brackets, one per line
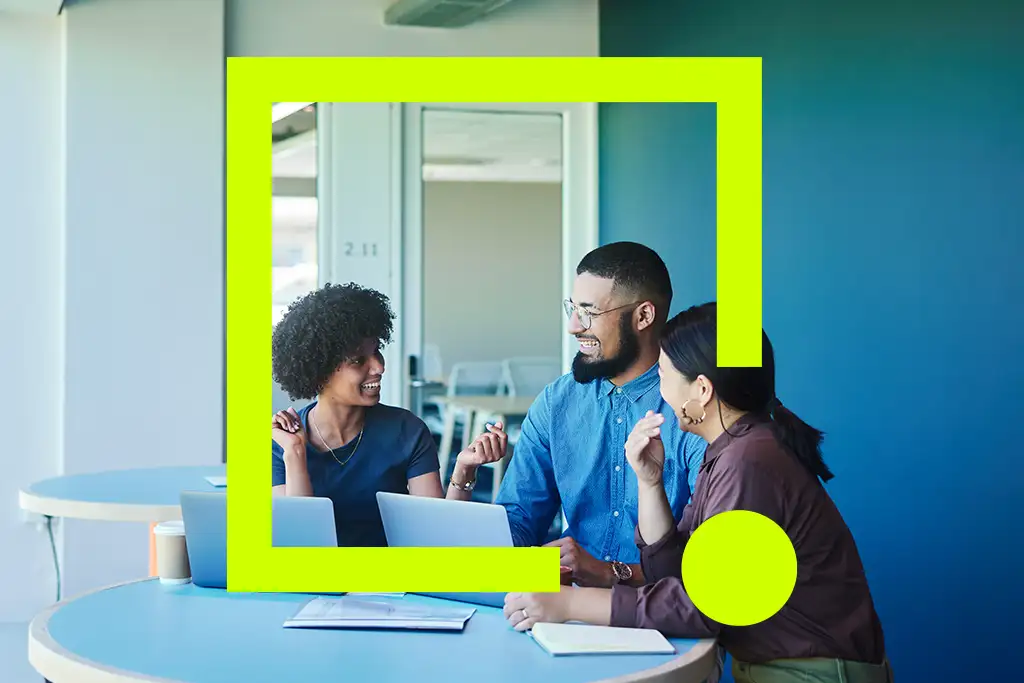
29,578,181,683
19,488,182,523
597,635,718,683
27,578,719,683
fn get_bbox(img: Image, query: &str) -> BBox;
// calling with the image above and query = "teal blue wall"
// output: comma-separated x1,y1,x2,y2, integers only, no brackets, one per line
600,1,1023,680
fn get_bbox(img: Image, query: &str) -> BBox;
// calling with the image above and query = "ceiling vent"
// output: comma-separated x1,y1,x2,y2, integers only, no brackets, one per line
384,0,517,28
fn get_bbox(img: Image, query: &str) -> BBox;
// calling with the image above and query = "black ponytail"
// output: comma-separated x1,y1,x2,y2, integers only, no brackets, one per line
662,302,835,484
769,400,833,483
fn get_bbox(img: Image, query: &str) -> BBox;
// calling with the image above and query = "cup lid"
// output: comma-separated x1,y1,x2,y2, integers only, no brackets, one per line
154,520,186,536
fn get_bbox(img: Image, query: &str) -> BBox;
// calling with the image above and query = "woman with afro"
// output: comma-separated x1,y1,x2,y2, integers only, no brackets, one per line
270,282,507,547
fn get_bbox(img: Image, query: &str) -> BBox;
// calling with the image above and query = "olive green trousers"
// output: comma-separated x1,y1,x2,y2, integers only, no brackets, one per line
731,657,893,683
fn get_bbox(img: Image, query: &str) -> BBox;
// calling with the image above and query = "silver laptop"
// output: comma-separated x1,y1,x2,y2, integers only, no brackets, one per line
376,491,513,608
180,491,338,589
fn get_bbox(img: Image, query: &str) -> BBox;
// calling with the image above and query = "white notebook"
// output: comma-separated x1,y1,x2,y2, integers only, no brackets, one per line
529,623,677,656
283,596,475,631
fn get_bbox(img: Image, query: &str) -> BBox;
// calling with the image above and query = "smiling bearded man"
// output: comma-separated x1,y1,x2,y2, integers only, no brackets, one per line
495,241,707,586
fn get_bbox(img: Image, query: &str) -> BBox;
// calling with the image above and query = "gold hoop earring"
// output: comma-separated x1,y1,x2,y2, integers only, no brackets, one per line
680,399,707,425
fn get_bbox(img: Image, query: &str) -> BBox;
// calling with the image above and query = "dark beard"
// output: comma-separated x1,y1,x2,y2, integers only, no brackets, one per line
571,313,641,384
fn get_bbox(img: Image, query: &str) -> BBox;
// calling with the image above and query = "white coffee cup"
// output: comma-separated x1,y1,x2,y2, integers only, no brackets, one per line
153,520,191,585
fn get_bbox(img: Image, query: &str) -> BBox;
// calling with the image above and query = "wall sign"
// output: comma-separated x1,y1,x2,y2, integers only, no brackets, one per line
343,241,379,258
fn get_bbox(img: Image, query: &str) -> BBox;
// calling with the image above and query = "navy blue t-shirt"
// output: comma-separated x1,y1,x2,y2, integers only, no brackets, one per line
271,402,440,547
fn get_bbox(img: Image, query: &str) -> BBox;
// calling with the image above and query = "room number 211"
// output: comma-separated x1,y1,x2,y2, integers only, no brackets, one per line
344,242,379,257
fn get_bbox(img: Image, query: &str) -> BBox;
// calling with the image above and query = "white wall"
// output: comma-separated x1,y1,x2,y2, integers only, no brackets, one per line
423,181,562,376
226,0,599,57
0,0,61,14
60,0,225,598
0,0,597,622
0,13,65,623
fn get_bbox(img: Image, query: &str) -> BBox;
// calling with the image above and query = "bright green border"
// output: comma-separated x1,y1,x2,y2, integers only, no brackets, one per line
226,56,762,593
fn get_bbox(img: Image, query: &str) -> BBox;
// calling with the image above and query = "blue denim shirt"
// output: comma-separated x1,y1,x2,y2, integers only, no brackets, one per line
494,363,707,564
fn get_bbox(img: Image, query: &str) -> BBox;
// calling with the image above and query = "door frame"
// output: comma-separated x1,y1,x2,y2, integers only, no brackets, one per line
396,102,599,411
317,103,404,406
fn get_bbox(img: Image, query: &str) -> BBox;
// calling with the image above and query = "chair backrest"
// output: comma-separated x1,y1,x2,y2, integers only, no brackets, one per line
446,361,505,396
500,356,562,397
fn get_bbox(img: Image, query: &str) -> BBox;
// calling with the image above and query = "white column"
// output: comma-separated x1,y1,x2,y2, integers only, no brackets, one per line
321,103,403,407
0,12,65,623
61,0,225,597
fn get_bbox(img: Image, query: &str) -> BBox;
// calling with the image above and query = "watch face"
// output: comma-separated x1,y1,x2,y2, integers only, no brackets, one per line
613,562,632,581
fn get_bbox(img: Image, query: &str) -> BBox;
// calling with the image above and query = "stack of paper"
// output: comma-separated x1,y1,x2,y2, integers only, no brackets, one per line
529,623,677,656
283,596,475,631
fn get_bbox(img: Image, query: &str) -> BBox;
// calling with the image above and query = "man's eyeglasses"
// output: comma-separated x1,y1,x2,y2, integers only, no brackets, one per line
562,299,641,331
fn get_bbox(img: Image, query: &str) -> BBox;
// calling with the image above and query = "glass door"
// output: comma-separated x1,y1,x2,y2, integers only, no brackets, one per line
271,102,319,415
400,102,599,421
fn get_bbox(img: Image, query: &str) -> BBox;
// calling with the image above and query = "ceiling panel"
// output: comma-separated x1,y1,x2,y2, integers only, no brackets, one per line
271,107,563,183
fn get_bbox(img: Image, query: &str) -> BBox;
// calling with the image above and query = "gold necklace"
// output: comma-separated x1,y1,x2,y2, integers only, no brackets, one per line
311,407,364,467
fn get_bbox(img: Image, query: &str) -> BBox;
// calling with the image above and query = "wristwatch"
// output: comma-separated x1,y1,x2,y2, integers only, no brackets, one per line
610,560,633,585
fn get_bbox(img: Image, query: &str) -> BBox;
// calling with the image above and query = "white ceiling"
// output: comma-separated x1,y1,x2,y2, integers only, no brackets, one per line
272,107,563,183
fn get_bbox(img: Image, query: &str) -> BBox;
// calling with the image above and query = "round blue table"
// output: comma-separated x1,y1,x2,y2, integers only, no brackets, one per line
19,465,227,523
19,465,227,576
28,579,719,683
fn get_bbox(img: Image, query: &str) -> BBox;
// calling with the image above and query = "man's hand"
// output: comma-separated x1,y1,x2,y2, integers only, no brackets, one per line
543,537,614,588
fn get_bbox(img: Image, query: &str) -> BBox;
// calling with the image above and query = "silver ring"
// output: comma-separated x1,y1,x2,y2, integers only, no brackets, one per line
521,608,529,619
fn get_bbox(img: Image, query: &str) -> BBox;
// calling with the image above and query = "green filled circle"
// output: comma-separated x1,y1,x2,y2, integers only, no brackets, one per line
681,510,797,626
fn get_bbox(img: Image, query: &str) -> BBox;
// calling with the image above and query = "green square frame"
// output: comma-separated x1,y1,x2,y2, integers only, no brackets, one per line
226,56,762,593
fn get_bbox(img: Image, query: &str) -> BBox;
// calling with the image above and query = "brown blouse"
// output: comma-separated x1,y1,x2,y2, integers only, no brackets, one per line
609,413,887,665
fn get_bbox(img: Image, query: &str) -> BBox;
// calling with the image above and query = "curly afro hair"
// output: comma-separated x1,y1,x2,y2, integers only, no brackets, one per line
272,282,395,400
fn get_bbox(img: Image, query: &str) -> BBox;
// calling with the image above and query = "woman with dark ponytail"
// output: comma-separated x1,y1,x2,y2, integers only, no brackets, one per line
503,302,891,683
657,301,835,485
